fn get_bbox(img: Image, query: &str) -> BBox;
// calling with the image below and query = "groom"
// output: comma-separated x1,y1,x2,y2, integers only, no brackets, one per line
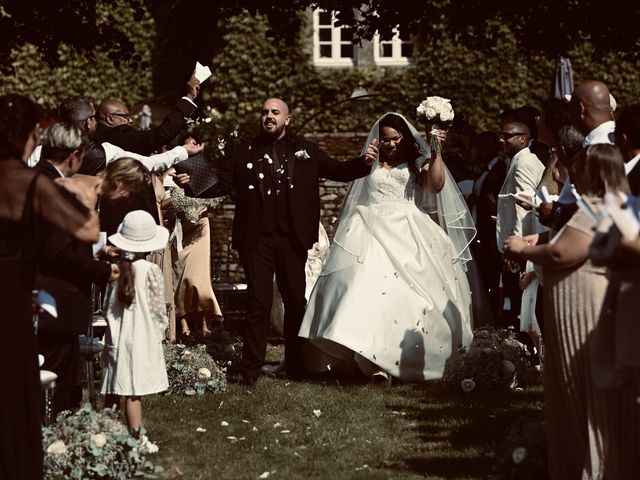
199,98,377,385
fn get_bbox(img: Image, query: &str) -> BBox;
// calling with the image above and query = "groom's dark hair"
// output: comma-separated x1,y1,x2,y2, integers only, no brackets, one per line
379,113,422,182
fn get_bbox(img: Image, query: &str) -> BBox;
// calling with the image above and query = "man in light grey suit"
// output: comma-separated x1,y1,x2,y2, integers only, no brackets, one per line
496,118,545,328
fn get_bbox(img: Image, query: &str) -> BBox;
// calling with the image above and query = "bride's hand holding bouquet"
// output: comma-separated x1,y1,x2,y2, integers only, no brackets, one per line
416,96,454,154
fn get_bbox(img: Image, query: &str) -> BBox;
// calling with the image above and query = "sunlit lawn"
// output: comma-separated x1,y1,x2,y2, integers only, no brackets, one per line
144,346,544,480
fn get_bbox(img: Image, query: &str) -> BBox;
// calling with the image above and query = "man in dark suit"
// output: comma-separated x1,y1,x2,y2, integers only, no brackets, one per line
614,102,640,196
468,132,506,322
197,98,376,384
35,123,117,414
93,72,200,156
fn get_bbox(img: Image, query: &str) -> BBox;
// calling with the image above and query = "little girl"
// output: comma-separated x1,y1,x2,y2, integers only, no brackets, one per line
101,210,170,439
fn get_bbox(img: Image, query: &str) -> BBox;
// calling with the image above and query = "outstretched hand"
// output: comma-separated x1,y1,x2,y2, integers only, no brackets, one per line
186,70,201,100
364,138,378,165
171,172,190,186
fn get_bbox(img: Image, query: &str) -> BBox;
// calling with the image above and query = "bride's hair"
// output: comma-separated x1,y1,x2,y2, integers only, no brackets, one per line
379,113,422,182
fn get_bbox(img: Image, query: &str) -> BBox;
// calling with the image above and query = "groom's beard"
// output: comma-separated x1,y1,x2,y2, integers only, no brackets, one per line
262,120,285,139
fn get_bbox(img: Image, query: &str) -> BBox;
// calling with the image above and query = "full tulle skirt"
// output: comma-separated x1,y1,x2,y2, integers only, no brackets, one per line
299,202,473,381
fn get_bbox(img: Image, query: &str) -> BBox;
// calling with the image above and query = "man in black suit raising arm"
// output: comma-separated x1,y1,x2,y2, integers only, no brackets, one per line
93,71,200,156
195,98,378,385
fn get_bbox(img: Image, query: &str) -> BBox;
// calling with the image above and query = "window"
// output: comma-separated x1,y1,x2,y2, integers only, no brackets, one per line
313,10,354,66
373,29,412,66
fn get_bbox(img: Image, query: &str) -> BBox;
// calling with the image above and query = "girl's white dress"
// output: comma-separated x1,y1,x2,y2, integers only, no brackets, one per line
101,259,169,395
299,164,474,381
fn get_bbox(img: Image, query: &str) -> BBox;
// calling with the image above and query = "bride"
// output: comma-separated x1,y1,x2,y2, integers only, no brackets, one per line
299,112,475,382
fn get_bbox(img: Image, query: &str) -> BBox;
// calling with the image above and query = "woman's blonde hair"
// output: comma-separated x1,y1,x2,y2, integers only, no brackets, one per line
100,158,150,198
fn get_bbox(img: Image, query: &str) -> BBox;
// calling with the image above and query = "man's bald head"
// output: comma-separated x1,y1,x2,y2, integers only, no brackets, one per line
260,98,291,139
573,81,611,112
570,81,614,134
97,99,132,127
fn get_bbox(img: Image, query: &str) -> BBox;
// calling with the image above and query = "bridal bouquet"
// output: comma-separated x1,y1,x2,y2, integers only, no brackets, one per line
416,96,455,154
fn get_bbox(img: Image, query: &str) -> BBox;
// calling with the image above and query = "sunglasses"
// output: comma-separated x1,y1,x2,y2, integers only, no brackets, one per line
110,112,132,120
499,131,527,140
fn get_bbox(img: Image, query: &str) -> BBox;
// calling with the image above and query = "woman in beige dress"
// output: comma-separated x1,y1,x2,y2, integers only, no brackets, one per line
170,185,224,338
589,203,640,478
504,144,630,479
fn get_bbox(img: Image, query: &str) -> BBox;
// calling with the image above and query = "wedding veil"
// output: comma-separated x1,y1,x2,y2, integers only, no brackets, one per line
333,112,476,269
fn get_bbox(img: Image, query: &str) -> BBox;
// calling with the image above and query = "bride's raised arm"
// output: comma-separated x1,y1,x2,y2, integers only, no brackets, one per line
420,129,446,193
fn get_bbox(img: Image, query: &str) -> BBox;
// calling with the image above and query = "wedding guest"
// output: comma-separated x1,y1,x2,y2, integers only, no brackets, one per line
101,210,170,450
28,95,201,174
0,94,99,480
496,114,545,329
613,102,640,195
93,71,200,156
504,143,630,479
193,97,374,385
517,104,552,165
569,80,615,146
299,113,474,383
98,158,153,235
35,123,118,415
469,131,505,321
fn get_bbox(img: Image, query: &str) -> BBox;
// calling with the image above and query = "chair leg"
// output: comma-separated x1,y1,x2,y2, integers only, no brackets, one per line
86,356,96,409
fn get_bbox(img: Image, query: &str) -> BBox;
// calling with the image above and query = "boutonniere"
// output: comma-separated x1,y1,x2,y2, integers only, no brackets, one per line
294,149,310,160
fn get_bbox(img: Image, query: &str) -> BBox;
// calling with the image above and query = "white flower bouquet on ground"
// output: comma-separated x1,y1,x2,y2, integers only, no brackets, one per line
42,404,163,479
442,327,541,392
416,96,455,153
163,342,227,395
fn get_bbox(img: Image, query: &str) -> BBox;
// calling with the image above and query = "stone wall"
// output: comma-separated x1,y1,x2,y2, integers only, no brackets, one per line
210,132,369,284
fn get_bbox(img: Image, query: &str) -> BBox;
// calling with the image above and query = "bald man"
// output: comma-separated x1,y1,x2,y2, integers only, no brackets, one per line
569,80,615,146
197,97,377,385
93,72,200,155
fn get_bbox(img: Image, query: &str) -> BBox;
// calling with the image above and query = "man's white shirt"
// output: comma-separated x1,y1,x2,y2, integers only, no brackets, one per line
27,143,188,172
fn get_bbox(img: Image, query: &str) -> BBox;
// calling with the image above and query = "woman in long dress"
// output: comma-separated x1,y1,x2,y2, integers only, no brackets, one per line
299,113,475,382
504,144,632,479
0,94,100,480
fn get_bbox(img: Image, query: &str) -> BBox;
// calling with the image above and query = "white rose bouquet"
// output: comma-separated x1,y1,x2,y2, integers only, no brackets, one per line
416,96,455,154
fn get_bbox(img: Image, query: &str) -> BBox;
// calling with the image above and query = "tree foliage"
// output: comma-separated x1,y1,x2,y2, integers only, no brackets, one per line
2,0,639,77
315,0,640,57
0,0,146,74
0,0,155,112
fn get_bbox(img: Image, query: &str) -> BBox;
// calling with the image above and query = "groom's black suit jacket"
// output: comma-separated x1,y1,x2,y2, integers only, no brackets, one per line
205,133,371,250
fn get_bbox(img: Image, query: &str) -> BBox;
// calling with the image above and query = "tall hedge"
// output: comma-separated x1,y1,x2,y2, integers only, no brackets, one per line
0,0,155,113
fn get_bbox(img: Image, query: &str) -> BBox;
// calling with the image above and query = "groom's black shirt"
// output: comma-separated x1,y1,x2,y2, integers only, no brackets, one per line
203,132,371,250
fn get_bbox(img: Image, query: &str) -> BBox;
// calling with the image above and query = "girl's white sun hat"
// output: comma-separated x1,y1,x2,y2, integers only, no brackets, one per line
108,210,169,253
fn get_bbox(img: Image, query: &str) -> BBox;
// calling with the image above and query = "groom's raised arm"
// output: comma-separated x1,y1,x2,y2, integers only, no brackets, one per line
311,141,372,182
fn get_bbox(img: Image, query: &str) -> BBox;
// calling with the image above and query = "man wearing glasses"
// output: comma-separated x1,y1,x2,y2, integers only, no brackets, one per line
496,116,545,329
93,72,200,156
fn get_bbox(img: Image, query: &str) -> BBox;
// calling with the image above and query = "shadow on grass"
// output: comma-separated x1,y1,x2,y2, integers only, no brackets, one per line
383,383,544,479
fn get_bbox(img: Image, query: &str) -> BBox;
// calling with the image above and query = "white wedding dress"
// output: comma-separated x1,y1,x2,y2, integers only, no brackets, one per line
299,163,474,381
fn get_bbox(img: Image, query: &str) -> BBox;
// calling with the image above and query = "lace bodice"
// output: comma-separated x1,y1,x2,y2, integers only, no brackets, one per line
364,164,416,206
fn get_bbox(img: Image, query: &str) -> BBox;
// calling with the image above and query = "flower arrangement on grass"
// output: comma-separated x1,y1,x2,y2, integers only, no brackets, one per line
443,327,540,392
42,404,163,480
163,342,227,395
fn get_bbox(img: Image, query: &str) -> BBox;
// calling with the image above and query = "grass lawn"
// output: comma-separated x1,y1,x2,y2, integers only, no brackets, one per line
144,346,544,480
